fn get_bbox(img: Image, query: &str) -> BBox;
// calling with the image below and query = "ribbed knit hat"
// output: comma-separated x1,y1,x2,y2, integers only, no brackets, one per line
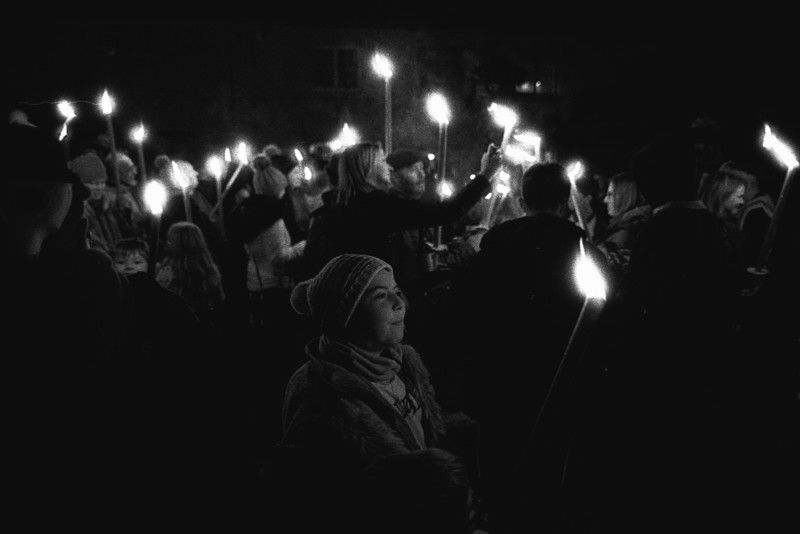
290,254,392,335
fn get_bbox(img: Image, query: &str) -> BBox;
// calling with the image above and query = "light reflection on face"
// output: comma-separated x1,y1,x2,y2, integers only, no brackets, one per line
346,268,406,352
722,184,745,217
114,251,148,275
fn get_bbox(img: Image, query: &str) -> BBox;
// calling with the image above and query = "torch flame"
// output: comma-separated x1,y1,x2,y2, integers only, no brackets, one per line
341,123,359,148
57,101,76,121
439,181,454,199
762,124,799,170
294,148,304,163
303,166,313,181
224,148,232,163
206,155,223,180
100,90,114,115
57,101,76,141
131,123,146,144
567,160,585,183
235,142,249,165
426,92,451,125
371,52,394,79
574,239,607,301
488,103,518,129
143,179,168,216
171,161,189,190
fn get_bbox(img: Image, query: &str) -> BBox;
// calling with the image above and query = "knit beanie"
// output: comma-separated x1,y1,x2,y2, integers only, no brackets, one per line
290,254,392,335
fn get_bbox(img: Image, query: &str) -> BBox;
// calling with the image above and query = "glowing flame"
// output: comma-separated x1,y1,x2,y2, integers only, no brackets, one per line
294,148,304,163
513,131,541,146
427,153,436,161
171,161,189,191
439,181,454,199
504,145,532,164
514,130,542,162
143,179,168,216
235,142,249,165
57,101,76,121
131,123,146,144
99,90,114,115
567,160,585,184
224,147,232,163
303,166,313,181
371,52,394,79
574,239,607,301
57,101,76,141
340,123,359,148
762,124,798,170
488,102,518,129
426,92,451,125
206,155,223,180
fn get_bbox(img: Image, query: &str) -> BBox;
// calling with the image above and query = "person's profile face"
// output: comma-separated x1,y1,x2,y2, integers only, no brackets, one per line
114,250,148,275
722,184,746,217
346,269,406,351
604,183,617,217
391,162,426,200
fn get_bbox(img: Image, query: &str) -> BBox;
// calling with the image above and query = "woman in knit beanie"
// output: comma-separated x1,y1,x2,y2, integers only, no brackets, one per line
275,253,453,468
263,253,483,531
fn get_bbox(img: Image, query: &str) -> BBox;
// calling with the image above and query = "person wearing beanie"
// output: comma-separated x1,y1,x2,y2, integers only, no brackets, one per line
297,142,503,356
267,253,471,531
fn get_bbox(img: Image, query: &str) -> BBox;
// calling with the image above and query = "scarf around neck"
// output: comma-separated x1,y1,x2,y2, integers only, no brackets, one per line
318,335,403,383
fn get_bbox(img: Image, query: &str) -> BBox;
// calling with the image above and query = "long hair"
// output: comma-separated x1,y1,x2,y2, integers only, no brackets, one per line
160,221,224,306
698,171,746,218
608,171,647,217
335,142,387,206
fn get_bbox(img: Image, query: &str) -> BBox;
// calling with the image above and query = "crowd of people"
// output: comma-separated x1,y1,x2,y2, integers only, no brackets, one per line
3,104,798,533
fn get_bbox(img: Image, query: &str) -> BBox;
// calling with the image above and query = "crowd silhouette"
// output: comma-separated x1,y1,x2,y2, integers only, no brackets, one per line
3,97,798,534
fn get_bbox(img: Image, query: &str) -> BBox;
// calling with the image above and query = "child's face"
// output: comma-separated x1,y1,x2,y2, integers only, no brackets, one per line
346,269,406,351
114,251,148,276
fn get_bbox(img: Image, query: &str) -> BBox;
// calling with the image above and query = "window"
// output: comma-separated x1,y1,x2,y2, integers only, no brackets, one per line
313,47,359,90
516,62,559,96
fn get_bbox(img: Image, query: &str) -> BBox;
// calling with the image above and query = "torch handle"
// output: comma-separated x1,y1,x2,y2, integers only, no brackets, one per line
754,166,795,271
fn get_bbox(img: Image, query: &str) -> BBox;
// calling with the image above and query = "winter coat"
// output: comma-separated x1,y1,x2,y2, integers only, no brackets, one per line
281,338,447,470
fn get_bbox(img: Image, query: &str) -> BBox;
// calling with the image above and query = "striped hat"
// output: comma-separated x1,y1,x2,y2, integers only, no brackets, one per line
291,254,392,335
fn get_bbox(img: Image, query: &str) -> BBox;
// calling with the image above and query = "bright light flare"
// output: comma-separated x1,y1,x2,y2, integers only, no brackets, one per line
294,148,304,163
235,142,249,165
303,166,313,181
426,92,451,125
57,101,76,141
57,101,76,121
224,148,232,163
131,123,146,144
206,155,223,180
567,160,585,183
144,179,168,216
171,160,189,191
99,90,115,115
762,124,798,170
488,102,518,129
371,52,394,80
574,239,607,301
439,181,454,199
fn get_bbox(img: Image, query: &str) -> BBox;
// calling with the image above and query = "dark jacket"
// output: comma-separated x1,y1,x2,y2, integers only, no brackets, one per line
299,174,492,282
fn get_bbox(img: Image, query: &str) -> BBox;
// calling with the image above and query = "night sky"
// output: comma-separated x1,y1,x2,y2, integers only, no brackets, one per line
5,10,798,172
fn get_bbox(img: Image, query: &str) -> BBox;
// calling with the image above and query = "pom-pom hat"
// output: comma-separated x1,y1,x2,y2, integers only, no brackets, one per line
291,254,393,335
